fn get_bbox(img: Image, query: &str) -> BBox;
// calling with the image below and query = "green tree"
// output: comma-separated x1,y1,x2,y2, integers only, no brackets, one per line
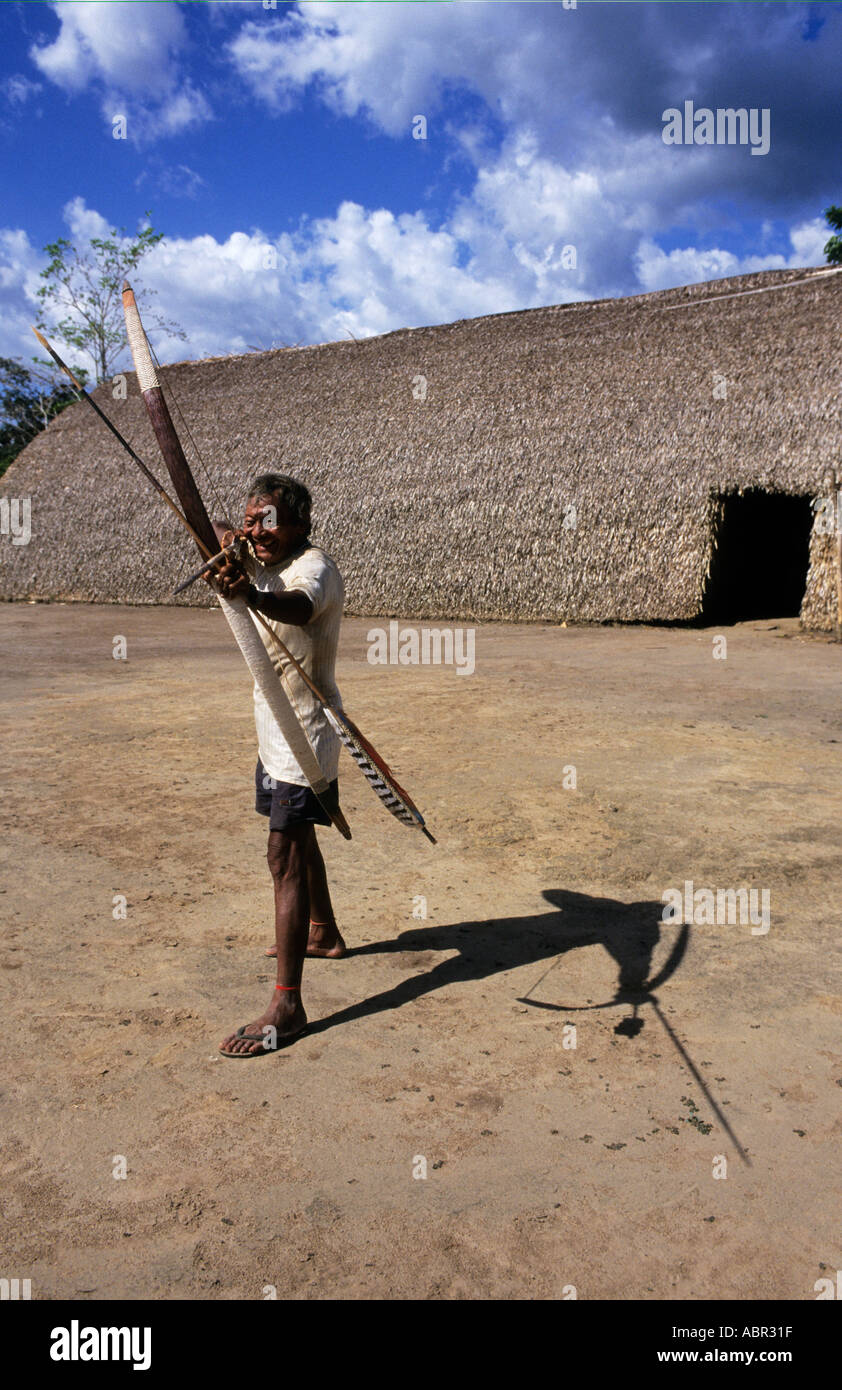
0,357,77,478
823,205,842,266
35,216,184,384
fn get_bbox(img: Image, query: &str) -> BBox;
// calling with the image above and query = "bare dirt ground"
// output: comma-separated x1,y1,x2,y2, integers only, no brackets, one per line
1,603,840,1301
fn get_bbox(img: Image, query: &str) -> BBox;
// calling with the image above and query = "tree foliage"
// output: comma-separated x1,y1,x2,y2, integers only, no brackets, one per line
0,357,77,478
824,205,842,266
35,216,184,384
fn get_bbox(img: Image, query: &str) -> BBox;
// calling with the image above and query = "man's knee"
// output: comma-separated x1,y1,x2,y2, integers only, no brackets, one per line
267,826,312,880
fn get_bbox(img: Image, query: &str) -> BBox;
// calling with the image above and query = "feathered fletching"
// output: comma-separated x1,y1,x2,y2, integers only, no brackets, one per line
324,709,436,843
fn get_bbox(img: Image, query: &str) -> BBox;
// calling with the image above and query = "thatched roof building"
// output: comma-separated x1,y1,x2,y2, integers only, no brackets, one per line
2,266,840,627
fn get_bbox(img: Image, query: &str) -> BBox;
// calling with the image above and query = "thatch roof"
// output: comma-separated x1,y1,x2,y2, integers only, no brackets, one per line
2,266,840,626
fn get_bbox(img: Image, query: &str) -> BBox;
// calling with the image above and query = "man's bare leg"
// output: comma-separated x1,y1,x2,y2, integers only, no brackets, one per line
264,830,346,958
304,833,346,956
221,825,310,1055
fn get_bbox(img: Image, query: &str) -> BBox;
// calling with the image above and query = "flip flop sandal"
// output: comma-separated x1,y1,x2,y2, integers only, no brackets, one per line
219,1023,307,1059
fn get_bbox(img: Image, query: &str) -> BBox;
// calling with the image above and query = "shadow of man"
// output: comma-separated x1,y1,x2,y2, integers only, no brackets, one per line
306,886,683,1037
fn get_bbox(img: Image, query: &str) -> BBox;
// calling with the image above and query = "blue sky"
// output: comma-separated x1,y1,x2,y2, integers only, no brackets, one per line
1,1,839,372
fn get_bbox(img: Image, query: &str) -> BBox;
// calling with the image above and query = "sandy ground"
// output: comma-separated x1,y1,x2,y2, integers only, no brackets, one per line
1,603,840,1301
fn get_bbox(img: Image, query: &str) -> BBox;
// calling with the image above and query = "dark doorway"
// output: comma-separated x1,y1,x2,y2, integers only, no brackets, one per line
700,490,813,624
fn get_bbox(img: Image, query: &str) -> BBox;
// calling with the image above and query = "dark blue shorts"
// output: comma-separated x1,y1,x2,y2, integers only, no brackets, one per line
255,759,337,831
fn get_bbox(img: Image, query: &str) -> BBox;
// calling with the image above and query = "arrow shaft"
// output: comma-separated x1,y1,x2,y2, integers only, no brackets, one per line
173,542,238,595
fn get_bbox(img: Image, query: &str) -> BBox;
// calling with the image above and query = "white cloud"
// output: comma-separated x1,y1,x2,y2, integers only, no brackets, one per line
134,202,512,359
155,83,212,138
137,163,207,201
2,75,43,107
299,200,516,339
789,216,831,267
0,227,49,363
61,196,112,245
228,3,495,132
30,1,211,141
635,218,829,294
449,132,611,302
32,1,183,94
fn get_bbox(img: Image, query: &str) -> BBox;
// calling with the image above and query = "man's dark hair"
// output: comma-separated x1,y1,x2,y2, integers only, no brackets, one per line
247,472,311,536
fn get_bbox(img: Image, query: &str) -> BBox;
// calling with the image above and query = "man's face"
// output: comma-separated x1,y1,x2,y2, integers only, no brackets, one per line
243,494,306,565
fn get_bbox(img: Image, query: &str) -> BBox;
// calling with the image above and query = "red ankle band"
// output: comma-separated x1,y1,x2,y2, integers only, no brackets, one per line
275,984,299,991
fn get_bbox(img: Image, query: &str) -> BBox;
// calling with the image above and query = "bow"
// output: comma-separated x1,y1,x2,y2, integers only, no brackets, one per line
119,283,436,843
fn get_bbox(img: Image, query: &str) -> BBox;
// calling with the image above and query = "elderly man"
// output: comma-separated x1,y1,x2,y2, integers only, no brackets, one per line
212,472,346,1057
